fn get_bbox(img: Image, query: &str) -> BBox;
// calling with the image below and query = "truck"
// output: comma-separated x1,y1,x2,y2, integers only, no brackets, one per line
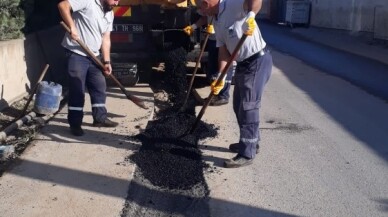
110,0,198,86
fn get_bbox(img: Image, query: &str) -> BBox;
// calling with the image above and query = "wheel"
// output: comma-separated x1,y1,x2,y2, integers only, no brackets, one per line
118,73,139,87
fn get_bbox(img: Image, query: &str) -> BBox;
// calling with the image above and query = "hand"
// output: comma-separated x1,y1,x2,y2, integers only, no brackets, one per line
70,27,80,41
210,79,225,95
183,24,197,36
206,24,215,34
242,11,256,36
102,63,112,76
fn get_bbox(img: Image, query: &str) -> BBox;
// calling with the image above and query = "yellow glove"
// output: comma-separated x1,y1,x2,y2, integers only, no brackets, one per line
183,24,197,36
206,24,215,34
242,11,256,36
211,79,225,95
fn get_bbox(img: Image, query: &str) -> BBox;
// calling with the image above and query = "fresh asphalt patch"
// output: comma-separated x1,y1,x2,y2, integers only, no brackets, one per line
121,47,219,216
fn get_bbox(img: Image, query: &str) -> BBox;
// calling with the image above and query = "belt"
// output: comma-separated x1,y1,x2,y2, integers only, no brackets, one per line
238,47,268,64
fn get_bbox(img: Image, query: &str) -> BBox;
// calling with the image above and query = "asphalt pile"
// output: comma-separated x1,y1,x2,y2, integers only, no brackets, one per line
160,46,188,107
131,113,217,190
122,47,217,216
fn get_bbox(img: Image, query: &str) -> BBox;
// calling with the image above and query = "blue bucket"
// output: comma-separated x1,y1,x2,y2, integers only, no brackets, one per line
33,81,62,115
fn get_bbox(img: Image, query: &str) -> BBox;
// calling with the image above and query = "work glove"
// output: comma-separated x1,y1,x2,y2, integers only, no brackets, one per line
183,24,197,36
210,76,225,95
205,24,215,34
242,11,256,36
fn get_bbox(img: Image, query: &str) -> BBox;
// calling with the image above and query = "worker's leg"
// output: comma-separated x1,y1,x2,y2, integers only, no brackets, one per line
86,60,108,123
234,52,272,159
67,52,88,128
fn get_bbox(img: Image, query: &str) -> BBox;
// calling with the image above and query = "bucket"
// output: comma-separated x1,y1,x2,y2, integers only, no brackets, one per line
33,81,62,115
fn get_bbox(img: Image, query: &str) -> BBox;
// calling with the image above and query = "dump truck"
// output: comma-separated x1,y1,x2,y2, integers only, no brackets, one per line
110,0,198,86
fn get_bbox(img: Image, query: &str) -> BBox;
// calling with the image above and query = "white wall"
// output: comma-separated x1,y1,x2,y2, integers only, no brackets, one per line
0,26,67,111
310,0,388,38
0,39,32,109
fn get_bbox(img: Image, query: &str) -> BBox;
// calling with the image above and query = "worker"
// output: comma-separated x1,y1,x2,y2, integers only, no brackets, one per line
58,0,120,136
183,15,234,106
196,0,273,168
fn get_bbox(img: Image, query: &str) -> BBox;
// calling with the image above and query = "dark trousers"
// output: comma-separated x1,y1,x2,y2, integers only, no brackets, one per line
67,51,107,127
206,39,234,100
233,50,272,159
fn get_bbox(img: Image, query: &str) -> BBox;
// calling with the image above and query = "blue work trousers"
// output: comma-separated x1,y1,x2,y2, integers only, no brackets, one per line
206,39,234,100
233,50,272,159
67,51,107,127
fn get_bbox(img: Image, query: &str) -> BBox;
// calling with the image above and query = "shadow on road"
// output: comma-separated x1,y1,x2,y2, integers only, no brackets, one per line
6,159,299,217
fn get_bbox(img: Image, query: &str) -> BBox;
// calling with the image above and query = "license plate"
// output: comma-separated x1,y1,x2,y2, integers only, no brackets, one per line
113,24,143,33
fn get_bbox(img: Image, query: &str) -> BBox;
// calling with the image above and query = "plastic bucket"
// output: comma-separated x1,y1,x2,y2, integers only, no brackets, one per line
33,81,62,115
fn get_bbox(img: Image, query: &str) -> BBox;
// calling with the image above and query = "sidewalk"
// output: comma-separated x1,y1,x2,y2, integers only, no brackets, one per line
290,26,388,66
0,85,154,217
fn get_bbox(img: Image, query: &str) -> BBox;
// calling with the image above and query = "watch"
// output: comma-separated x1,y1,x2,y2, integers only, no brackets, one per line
103,60,111,64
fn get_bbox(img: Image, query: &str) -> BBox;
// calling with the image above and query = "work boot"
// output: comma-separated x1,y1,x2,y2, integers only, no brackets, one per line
93,118,119,128
70,126,84,136
209,96,229,106
224,154,253,168
229,143,260,154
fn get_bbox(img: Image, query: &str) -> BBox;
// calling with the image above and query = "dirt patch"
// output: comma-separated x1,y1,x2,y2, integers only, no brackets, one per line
0,94,66,175
0,98,40,174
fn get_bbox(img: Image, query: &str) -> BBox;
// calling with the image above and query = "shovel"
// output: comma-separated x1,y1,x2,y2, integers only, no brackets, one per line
180,18,214,112
60,21,147,109
18,64,50,119
189,34,248,134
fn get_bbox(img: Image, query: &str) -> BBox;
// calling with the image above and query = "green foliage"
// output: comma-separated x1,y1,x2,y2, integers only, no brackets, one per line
0,0,25,41
0,0,61,41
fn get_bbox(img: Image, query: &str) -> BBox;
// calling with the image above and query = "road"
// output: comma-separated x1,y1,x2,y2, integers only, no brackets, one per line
198,47,388,216
260,22,388,100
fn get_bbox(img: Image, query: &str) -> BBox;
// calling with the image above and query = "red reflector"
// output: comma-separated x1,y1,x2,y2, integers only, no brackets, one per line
111,34,132,43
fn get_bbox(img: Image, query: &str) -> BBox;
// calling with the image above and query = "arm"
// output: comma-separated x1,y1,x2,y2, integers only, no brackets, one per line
183,15,208,36
218,45,231,74
244,0,262,14
58,0,79,40
101,31,112,75
210,45,230,95
195,16,208,27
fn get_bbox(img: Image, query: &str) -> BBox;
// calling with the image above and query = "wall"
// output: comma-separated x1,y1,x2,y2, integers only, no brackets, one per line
310,0,388,39
0,39,32,110
0,26,67,111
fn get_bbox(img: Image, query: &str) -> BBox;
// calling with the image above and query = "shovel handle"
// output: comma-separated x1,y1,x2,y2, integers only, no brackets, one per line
18,64,50,119
190,34,248,133
60,21,147,109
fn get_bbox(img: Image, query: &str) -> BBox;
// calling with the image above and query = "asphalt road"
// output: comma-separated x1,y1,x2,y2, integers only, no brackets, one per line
260,22,388,101
198,48,388,216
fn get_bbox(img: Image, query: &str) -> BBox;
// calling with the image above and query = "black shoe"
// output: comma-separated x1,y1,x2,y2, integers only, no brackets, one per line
229,143,260,154
93,118,119,128
70,126,84,136
209,97,229,106
224,154,253,168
